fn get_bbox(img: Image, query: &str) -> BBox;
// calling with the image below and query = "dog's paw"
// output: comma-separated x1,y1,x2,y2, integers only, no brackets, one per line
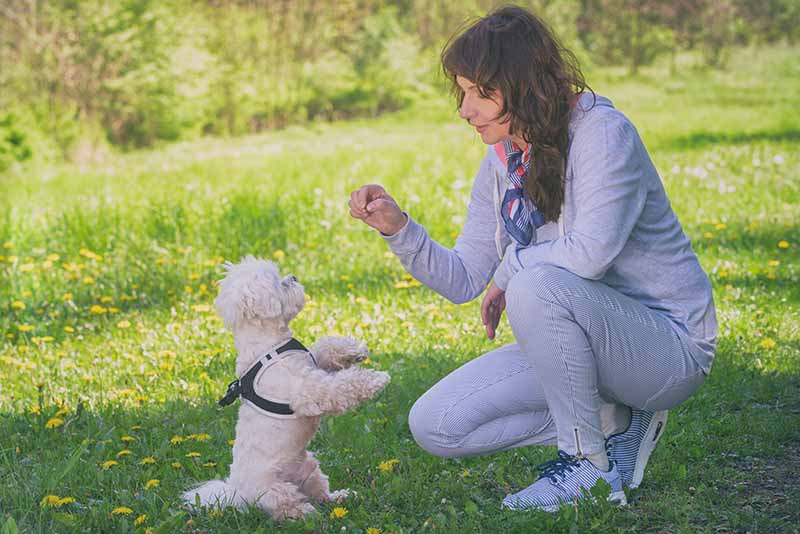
362,370,390,398
277,502,316,521
328,489,350,502
313,336,369,370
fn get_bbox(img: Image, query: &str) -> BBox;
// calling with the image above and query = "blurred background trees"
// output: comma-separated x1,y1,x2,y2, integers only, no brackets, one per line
1,0,797,168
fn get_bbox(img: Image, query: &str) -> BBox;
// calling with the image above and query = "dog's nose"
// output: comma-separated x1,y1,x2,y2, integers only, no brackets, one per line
289,275,298,283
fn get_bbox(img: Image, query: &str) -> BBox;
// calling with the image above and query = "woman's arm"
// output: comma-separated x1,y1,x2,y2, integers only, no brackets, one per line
492,116,648,290
374,153,501,304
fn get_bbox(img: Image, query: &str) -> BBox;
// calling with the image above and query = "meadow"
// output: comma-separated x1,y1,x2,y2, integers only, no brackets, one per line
1,46,798,533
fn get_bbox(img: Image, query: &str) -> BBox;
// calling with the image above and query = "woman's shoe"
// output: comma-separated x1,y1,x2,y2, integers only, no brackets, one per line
605,409,668,489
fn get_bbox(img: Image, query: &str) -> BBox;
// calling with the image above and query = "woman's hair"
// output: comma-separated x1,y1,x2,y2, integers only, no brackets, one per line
442,5,591,222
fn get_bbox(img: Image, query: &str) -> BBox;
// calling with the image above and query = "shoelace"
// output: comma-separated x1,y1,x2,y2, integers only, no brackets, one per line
537,450,581,483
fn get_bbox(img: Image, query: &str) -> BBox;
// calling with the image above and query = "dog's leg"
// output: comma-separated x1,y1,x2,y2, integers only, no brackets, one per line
257,481,315,521
310,336,369,371
298,452,350,503
291,367,390,416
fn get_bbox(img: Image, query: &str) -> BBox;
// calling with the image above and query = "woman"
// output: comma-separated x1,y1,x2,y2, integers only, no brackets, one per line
349,5,716,511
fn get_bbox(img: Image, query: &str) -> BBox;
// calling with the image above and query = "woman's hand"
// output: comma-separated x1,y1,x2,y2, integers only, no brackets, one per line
481,282,506,340
349,184,407,236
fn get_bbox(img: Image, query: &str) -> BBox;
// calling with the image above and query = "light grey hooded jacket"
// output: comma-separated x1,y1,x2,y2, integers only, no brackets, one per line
383,93,717,373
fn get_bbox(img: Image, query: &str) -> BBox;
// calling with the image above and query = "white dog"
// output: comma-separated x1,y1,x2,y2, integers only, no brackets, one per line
183,255,390,520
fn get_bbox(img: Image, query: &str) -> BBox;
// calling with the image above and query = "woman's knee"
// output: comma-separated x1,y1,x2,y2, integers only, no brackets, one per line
505,264,572,322
408,392,470,458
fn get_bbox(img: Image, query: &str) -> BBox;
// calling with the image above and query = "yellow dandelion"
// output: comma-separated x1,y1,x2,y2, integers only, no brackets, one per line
111,507,133,515
47,253,60,261
18,324,34,332
171,462,183,469
29,405,41,414
189,273,200,280
134,514,147,526
768,260,780,267
778,240,790,249
55,406,68,417
57,497,75,506
394,280,410,289
117,320,131,329
131,425,142,431
64,326,75,333
703,232,714,238
170,435,185,445
367,529,382,534
228,439,235,446
192,433,211,442
140,456,156,465
102,460,119,470
108,307,120,313
202,461,217,468
718,270,728,278
208,509,224,518
40,495,61,508
184,286,193,294
2,242,11,249
362,357,372,365
45,417,64,429
714,223,727,230
186,451,201,458
273,249,285,261
116,450,131,457
144,479,159,490
330,507,348,519
89,305,107,314
82,276,96,285
460,468,471,478
100,296,113,303
145,528,154,534
11,301,26,310
121,435,135,443
21,289,31,297
378,458,400,473
760,338,776,349
62,293,73,301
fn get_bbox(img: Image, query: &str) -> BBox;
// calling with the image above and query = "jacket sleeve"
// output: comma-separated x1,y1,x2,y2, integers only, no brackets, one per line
492,116,648,290
381,152,501,304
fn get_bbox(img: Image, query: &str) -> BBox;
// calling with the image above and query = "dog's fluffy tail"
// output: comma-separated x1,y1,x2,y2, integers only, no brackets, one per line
183,479,243,509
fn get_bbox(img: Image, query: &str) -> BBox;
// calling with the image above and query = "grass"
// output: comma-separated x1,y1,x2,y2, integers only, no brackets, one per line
1,45,799,533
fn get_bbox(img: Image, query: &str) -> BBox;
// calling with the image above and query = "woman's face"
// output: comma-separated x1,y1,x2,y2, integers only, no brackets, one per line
456,75,520,146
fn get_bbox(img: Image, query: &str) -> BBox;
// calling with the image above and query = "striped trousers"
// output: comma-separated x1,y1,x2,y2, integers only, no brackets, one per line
409,265,706,458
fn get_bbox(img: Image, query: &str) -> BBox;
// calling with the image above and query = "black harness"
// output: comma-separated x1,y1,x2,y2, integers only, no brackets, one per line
218,338,315,418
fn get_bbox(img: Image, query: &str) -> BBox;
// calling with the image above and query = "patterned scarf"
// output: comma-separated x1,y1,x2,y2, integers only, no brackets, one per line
500,140,545,246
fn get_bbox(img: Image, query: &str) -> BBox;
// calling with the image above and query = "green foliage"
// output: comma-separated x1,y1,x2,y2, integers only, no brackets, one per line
0,114,32,172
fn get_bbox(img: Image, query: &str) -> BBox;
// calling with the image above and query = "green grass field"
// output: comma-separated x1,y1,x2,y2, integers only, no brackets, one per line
1,46,799,533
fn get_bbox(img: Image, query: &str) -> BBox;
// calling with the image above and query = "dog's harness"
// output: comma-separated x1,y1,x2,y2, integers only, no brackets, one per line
218,338,316,419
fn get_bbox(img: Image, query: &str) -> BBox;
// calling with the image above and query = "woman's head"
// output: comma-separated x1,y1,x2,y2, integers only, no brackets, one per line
442,5,590,222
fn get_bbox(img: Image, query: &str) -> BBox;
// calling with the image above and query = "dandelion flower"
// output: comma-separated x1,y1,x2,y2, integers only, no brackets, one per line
11,301,26,310
760,338,776,349
2,242,11,249
228,439,235,446
778,240,790,249
45,417,64,429
378,459,400,473
82,276,96,285
64,326,75,333
18,324,35,332
703,232,714,238
330,507,348,519
171,462,183,469
102,460,119,470
134,514,147,526
140,456,156,465
55,406,68,417
170,435,184,445
131,425,142,431
768,260,780,267
367,529,382,534
186,451,201,458
117,320,131,329
111,507,133,515
121,435,136,443
116,450,131,457
273,250,285,261
89,305,107,314
192,433,211,442
202,461,217,468
62,293,73,301
145,479,159,490
40,495,61,508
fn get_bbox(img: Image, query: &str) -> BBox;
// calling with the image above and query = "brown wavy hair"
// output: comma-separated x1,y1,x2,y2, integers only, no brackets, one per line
442,5,592,222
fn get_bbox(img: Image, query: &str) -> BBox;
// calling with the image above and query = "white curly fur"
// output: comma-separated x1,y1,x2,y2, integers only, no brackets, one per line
182,255,390,520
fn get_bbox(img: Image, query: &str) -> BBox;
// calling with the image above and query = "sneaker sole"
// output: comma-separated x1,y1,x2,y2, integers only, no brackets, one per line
630,410,668,489
521,491,628,513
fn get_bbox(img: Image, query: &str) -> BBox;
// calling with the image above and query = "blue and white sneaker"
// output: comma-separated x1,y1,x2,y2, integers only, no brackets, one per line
606,409,668,489
501,450,627,512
